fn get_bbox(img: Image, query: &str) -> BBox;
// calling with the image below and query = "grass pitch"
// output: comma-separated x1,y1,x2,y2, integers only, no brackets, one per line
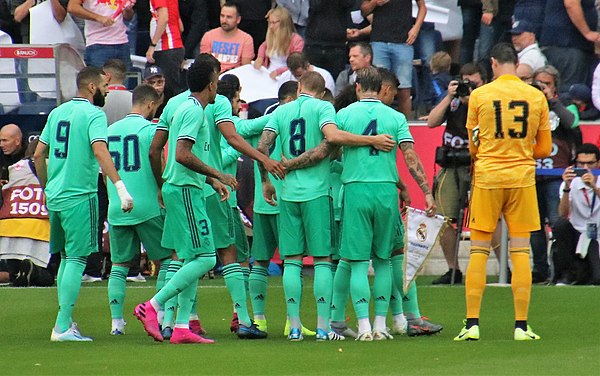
1,277,598,375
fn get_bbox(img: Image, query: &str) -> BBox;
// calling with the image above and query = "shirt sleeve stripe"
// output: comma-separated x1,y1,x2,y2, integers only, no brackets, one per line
39,139,48,145
320,121,335,130
177,136,196,142
215,118,232,125
90,138,107,145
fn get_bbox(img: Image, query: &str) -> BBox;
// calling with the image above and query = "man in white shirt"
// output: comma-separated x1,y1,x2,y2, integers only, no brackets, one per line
510,20,547,79
277,52,336,95
555,143,600,285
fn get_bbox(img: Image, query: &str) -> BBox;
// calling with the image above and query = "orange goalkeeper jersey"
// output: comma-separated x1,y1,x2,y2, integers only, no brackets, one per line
466,74,550,189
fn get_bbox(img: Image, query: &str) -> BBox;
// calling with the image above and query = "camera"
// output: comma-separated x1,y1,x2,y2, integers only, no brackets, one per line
455,79,476,97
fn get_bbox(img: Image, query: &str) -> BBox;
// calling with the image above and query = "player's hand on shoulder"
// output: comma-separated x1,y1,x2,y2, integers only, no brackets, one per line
218,173,238,191
264,158,286,180
262,181,277,206
371,134,395,152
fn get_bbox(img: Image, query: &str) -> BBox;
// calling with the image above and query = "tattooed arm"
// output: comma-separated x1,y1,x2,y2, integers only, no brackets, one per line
399,141,436,215
257,129,279,206
281,139,339,172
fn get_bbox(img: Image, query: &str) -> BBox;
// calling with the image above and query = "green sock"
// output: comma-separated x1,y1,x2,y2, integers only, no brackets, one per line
55,256,87,332
314,261,333,331
241,266,250,294
372,257,392,318
161,260,183,328
189,290,198,320
331,259,351,322
283,260,303,328
391,254,421,319
156,259,170,292
174,259,201,326
390,285,404,316
223,263,252,327
108,265,129,320
56,252,67,304
154,255,215,307
350,261,370,320
249,265,268,317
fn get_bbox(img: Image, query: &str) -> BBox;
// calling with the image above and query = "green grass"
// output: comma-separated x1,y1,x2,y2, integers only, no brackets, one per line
1,277,599,375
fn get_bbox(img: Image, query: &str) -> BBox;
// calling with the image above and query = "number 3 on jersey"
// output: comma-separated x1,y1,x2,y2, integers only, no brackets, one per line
108,135,141,172
289,118,306,156
493,100,529,139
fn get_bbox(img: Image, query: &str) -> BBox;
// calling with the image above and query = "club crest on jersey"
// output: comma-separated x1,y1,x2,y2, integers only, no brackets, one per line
416,223,427,242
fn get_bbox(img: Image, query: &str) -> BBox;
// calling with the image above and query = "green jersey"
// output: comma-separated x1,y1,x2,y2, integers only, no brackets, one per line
107,114,161,225
220,135,241,208
336,99,413,184
264,94,335,202
162,96,210,189
203,94,233,197
234,113,281,214
40,98,107,211
156,90,191,132
330,158,343,220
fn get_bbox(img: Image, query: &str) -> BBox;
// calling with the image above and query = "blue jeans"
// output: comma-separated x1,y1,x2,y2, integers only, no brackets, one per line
371,41,414,89
460,6,481,65
530,178,562,278
84,43,132,69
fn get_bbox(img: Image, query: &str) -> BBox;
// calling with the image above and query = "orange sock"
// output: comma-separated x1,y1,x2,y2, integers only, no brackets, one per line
465,247,489,319
510,248,532,321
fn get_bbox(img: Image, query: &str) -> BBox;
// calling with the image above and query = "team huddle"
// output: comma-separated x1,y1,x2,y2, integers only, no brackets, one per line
36,43,549,344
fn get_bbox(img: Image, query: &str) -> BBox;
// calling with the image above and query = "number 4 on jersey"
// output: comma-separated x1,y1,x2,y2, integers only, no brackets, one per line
362,120,379,156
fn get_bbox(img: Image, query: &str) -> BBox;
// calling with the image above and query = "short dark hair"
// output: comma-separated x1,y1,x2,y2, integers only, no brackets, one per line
194,53,221,74
76,66,105,90
222,1,241,17
286,52,309,71
217,80,237,102
299,71,325,93
356,67,381,93
103,59,127,81
349,42,372,58
132,84,160,106
377,67,399,88
576,143,600,161
188,62,216,92
278,80,298,101
334,84,358,111
220,74,241,93
459,62,487,82
490,42,518,65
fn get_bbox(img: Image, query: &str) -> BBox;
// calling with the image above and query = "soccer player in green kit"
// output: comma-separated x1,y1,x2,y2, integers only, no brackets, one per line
134,61,235,344
34,67,134,341
257,71,396,341
105,85,174,336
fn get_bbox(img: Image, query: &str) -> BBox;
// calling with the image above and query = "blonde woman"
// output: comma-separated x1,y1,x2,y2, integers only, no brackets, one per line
254,7,304,79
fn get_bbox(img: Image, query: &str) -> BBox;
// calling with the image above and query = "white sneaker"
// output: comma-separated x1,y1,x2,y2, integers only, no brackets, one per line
51,327,93,342
126,273,147,283
81,274,102,283
372,329,394,340
391,315,408,335
111,319,126,335
356,331,373,342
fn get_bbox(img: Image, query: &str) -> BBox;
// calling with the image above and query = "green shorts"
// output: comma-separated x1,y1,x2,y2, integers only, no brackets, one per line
206,193,235,249
161,183,214,260
340,183,398,261
109,214,173,264
251,213,279,261
279,196,333,258
232,207,250,262
433,165,471,220
392,216,405,251
49,194,98,257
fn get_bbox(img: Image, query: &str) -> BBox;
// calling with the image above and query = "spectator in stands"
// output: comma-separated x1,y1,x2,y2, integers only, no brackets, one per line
9,0,67,43
67,0,134,68
179,0,209,59
0,123,26,188
236,0,272,55
517,63,534,84
335,42,372,94
531,65,581,283
143,64,170,118
146,0,185,95
133,0,152,56
102,59,132,125
0,138,55,287
426,62,487,285
1,0,20,43
276,0,308,37
362,0,427,117
568,83,600,121
254,6,304,80
512,0,545,37
429,51,452,106
304,0,354,79
200,1,254,73
554,143,600,285
510,19,547,80
539,0,598,92
277,52,335,95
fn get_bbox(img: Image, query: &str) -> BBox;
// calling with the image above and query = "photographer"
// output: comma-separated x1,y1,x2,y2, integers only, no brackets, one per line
426,63,485,284
530,65,581,283
554,143,600,285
